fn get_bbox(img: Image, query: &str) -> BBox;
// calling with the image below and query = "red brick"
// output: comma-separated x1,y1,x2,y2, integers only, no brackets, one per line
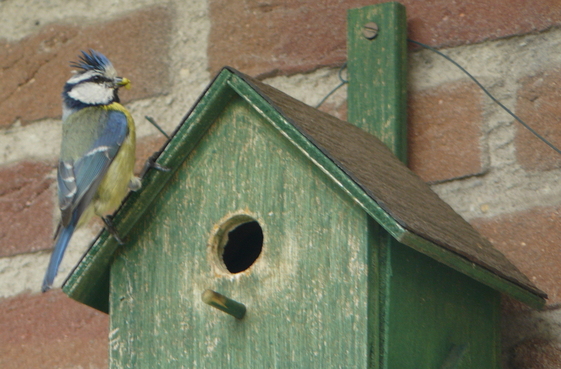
0,136,169,258
0,5,172,128
508,338,561,369
472,205,561,304
0,161,55,257
501,296,561,368
408,80,483,182
135,133,170,175
0,291,108,369
515,67,561,171
208,0,561,78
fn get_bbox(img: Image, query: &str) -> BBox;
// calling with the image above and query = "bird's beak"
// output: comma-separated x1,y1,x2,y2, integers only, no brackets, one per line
117,77,131,90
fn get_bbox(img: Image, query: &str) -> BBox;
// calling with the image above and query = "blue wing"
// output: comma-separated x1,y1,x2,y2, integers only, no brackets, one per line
57,109,129,227
43,109,129,292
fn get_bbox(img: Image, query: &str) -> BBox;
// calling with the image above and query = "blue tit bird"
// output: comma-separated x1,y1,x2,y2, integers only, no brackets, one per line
42,50,140,292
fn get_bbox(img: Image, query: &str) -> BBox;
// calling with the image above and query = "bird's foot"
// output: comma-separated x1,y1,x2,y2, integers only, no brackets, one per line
140,154,170,177
148,155,170,172
102,216,125,245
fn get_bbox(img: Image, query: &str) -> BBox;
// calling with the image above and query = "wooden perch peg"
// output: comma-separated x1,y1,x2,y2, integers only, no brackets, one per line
202,289,247,319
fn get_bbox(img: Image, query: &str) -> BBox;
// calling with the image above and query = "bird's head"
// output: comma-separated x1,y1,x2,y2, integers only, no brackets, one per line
62,50,131,113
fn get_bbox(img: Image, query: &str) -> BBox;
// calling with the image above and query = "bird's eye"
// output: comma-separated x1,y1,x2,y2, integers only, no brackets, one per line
91,75,104,83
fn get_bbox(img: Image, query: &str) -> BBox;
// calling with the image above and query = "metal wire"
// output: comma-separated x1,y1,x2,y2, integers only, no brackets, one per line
408,38,561,157
145,115,171,140
316,40,561,157
316,62,348,108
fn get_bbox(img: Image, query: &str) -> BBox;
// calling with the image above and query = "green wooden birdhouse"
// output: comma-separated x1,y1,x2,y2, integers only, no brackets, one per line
63,3,545,368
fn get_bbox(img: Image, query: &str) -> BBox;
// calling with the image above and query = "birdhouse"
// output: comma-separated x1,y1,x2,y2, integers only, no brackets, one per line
63,4,545,368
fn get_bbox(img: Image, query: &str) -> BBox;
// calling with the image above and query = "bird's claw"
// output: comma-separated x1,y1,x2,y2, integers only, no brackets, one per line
141,154,170,176
102,216,125,245
150,160,170,172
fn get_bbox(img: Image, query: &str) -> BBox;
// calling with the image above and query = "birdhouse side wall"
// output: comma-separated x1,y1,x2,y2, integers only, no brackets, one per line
387,241,501,368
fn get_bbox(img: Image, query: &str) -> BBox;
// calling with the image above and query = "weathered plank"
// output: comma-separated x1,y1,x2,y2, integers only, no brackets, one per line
110,97,372,367
347,2,408,163
347,4,408,367
387,242,500,368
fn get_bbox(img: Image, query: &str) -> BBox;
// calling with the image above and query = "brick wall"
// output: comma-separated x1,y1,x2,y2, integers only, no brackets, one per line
1,0,561,367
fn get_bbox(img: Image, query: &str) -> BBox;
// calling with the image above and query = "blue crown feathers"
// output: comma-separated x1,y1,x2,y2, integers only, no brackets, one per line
70,50,113,72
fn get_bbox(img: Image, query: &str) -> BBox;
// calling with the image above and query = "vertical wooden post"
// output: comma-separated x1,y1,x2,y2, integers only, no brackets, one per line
347,3,407,369
347,2,408,162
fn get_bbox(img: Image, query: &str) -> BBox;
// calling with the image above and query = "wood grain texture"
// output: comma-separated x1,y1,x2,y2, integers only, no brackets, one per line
346,6,408,367
347,2,408,163
234,70,545,303
387,242,500,368
109,97,372,367
346,7,499,366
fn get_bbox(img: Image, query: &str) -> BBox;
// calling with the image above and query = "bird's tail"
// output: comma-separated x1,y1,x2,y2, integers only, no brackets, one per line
42,216,77,292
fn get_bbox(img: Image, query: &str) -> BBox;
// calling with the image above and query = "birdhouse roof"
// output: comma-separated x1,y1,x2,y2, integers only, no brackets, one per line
64,67,546,312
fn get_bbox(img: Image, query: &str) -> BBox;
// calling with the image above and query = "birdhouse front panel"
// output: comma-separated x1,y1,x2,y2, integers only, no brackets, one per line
108,95,375,368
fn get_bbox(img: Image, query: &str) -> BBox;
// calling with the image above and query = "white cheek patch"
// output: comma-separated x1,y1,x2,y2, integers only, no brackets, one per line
68,82,113,105
67,70,97,84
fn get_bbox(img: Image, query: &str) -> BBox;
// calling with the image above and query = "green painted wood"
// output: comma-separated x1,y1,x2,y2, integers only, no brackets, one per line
109,96,372,368
398,231,545,309
367,219,391,369
347,2,408,162
201,289,247,320
348,0,538,299
387,242,501,368
348,4,408,368
63,68,408,313
64,67,544,317
348,4,500,368
227,75,406,239
232,71,544,307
